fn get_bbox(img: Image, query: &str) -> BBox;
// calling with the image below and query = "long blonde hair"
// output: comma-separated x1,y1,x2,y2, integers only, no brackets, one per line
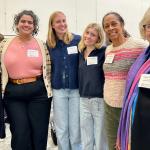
78,23,104,52
47,11,73,48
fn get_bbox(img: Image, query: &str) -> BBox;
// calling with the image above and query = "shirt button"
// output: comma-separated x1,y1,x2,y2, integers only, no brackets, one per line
64,56,66,59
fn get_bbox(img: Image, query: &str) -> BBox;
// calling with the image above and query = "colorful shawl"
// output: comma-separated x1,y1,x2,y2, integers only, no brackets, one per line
116,45,150,150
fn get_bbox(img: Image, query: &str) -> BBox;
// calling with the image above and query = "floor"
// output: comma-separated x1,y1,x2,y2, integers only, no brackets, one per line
0,123,58,150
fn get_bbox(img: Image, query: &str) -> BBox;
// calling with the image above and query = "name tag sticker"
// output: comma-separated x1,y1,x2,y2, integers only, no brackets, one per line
27,49,39,57
138,74,150,89
87,57,98,65
67,46,78,54
104,54,115,63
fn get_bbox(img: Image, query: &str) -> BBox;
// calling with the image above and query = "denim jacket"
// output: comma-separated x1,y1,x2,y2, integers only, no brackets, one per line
47,34,81,89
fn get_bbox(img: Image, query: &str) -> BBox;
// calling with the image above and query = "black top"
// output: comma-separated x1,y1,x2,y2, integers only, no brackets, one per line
78,46,106,98
131,87,150,150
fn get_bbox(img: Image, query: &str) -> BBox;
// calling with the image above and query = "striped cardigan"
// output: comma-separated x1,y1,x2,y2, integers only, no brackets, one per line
103,37,148,108
0,37,52,138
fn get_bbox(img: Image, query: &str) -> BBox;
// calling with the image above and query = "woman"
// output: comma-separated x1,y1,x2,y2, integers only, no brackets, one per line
102,12,148,150
0,10,52,150
46,11,81,150
78,23,107,150
117,7,150,150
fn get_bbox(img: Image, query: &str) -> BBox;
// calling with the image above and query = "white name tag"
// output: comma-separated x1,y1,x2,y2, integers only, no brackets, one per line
87,56,98,65
104,54,115,64
27,49,39,57
67,46,78,54
138,74,150,89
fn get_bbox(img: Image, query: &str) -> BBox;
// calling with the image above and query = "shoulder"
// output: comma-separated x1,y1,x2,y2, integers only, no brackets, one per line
35,38,45,45
106,37,148,52
95,46,106,56
126,37,148,48
72,33,81,42
95,46,106,53
35,38,47,47
35,38,48,52
79,51,83,57
105,44,113,53
144,45,150,55
99,46,106,51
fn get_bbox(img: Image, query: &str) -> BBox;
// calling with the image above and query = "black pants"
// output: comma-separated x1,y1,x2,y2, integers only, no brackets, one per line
131,88,150,150
4,78,52,150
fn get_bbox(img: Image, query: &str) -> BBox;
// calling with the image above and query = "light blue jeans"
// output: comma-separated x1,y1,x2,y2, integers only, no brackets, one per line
80,97,108,150
53,89,81,150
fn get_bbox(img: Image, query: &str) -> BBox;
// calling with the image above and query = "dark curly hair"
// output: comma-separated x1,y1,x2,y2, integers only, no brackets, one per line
13,10,39,35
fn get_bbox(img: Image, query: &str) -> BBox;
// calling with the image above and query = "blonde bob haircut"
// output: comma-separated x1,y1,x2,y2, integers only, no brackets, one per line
47,11,73,48
139,7,150,39
78,23,104,52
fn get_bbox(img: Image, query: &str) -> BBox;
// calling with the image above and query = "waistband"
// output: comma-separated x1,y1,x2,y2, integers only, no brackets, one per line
9,75,42,84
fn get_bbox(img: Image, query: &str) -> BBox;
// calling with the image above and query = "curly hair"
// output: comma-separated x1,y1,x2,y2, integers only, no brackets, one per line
13,10,39,35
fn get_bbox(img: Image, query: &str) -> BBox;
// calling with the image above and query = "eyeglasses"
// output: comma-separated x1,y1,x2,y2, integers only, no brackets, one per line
143,24,150,31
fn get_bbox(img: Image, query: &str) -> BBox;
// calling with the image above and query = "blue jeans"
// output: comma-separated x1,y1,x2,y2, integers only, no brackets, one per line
53,89,81,150
80,98,108,150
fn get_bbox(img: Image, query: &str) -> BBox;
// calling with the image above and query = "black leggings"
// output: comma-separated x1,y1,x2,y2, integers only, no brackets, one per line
4,78,52,150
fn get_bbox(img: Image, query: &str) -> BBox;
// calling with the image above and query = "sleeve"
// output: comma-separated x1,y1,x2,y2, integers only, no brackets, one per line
0,40,6,138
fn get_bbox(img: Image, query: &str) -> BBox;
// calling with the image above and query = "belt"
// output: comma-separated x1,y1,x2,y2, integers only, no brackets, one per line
9,76,41,84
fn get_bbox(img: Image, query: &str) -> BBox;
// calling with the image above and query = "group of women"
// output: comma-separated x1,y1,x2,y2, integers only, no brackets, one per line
0,6,150,150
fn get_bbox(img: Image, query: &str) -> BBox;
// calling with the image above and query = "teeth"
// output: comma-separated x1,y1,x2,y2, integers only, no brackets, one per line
109,32,116,36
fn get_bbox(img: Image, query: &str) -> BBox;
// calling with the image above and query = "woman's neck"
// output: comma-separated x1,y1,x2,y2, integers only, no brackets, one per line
84,46,95,59
112,36,127,47
85,46,95,52
17,34,33,42
57,33,65,40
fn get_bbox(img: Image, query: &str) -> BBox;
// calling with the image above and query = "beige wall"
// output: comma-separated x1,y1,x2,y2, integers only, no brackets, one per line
0,0,150,40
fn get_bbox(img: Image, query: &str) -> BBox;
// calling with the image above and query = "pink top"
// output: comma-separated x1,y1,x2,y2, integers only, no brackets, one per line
3,37,43,79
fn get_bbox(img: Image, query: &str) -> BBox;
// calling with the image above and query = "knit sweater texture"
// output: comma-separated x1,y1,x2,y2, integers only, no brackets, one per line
103,37,148,108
